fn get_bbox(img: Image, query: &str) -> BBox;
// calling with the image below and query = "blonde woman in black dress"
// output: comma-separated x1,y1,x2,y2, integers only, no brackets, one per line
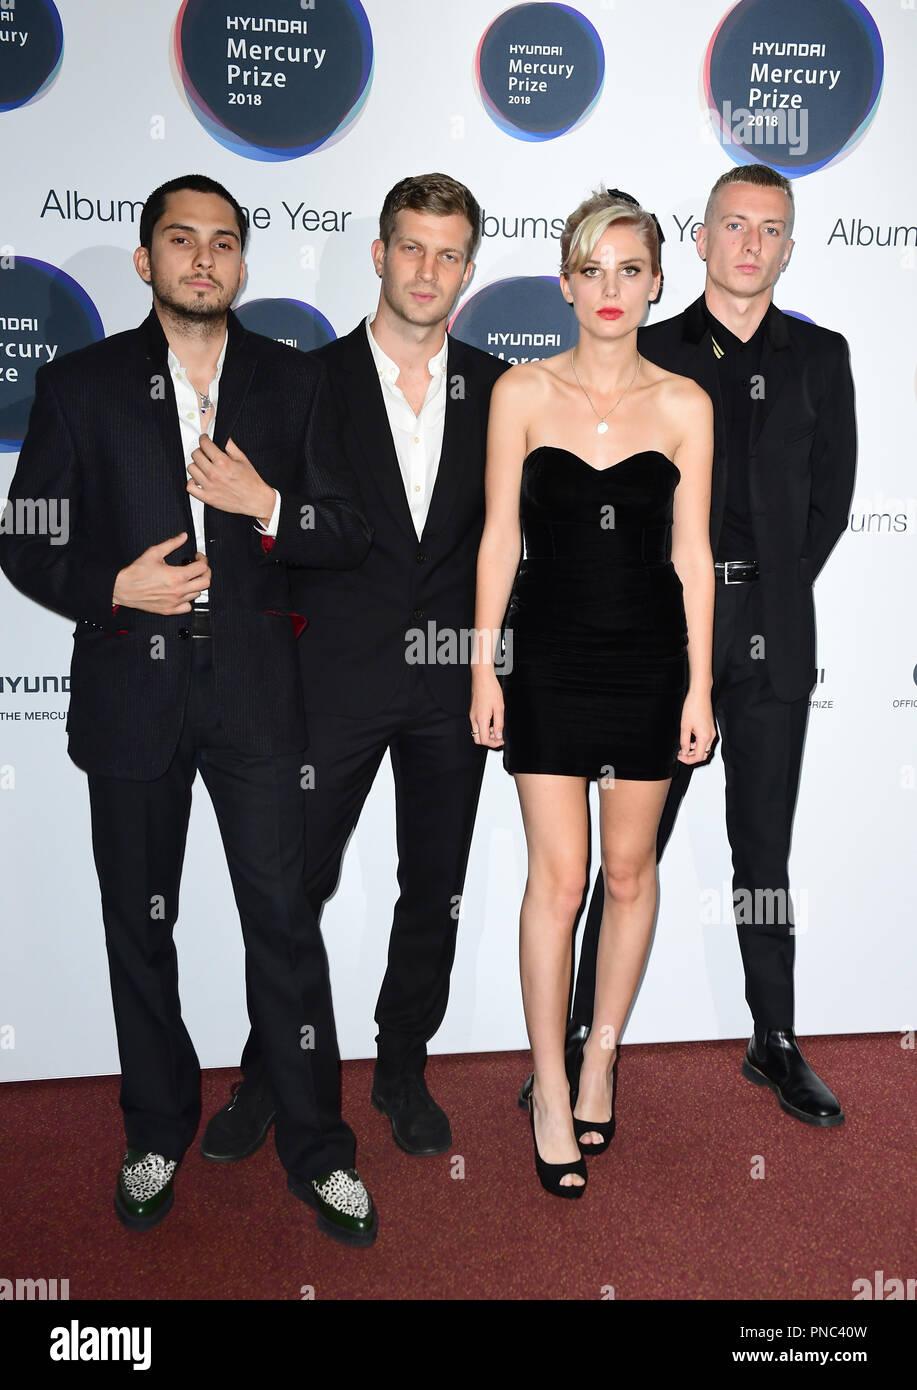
471,190,715,1195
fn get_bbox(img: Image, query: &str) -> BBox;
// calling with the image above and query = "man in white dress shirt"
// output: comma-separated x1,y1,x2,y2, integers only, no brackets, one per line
203,174,510,1161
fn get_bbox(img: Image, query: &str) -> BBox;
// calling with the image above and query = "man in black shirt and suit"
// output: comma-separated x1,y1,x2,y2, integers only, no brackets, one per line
203,174,509,1161
0,175,379,1245
521,164,856,1135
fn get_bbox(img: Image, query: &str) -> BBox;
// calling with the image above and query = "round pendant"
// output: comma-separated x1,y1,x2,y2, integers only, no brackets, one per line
596,421,608,434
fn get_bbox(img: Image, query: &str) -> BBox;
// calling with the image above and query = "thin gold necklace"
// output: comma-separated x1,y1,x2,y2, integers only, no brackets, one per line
570,351,641,434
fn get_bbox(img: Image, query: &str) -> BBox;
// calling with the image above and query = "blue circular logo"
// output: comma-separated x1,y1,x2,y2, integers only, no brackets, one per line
451,277,577,364
705,0,883,176
235,298,335,352
0,0,63,112
475,3,604,141
0,258,104,453
175,0,373,161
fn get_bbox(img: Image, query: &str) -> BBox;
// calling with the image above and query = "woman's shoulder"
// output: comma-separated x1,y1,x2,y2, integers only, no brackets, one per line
492,352,568,399
641,359,711,414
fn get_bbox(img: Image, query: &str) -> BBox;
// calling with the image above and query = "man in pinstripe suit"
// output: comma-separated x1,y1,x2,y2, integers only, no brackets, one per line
0,175,380,1247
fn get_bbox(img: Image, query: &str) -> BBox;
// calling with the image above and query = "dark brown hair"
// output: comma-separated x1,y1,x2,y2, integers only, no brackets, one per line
139,174,248,252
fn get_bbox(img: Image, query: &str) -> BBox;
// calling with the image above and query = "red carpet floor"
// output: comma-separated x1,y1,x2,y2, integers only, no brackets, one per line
2,1034,914,1300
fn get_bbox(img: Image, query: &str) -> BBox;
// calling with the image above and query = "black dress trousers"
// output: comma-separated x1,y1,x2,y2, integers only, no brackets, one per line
88,637,355,1179
241,658,487,1086
572,578,808,1031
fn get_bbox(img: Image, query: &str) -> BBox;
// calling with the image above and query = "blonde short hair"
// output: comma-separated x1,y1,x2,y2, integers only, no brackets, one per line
560,188,661,278
704,164,794,236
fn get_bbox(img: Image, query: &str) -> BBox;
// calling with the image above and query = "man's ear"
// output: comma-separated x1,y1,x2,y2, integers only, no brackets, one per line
133,246,152,284
695,224,708,263
780,237,794,271
370,238,386,278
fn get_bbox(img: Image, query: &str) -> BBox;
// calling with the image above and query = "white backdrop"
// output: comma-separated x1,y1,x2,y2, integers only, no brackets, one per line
1,0,914,1082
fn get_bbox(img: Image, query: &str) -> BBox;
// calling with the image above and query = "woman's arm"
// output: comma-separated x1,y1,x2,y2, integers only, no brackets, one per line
669,379,716,762
469,367,529,748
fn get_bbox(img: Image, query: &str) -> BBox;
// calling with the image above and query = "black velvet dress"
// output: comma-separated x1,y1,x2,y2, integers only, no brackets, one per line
500,446,688,780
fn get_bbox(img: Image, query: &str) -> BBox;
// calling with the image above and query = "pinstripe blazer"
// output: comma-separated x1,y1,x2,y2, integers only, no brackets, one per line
0,309,372,778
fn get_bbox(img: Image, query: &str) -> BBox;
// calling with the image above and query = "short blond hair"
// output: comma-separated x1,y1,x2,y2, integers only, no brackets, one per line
560,189,661,278
704,164,794,235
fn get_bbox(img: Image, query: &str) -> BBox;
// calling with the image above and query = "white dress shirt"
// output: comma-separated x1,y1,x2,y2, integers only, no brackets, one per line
365,313,448,540
168,331,280,606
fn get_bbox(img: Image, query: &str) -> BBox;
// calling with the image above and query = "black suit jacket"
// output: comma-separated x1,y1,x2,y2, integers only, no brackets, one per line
0,309,372,778
293,323,509,718
638,296,856,702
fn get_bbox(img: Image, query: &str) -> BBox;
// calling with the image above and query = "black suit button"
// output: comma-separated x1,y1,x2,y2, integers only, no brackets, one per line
178,627,191,640
416,551,427,563
413,607,424,619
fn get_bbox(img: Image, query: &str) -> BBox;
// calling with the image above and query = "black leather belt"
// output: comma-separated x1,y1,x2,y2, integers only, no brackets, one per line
714,560,758,584
191,605,211,637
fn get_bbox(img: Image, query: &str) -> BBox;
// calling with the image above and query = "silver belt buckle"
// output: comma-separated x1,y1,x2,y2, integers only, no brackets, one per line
723,561,737,584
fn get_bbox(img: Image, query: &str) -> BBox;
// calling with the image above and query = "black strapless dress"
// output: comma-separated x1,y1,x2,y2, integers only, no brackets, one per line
500,447,688,780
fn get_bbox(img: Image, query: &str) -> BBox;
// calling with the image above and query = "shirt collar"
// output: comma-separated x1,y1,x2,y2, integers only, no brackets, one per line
365,312,448,384
703,300,767,355
167,329,229,382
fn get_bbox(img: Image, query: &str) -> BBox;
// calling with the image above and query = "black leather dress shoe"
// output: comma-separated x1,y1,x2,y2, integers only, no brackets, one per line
371,1071,451,1155
518,1021,589,1110
288,1168,378,1247
742,1029,845,1127
200,1078,276,1162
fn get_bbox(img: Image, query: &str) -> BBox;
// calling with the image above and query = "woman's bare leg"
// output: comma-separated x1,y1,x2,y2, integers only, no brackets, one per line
514,772,589,1187
574,777,670,1143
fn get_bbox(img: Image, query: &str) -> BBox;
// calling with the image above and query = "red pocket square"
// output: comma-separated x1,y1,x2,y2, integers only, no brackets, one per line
265,609,308,638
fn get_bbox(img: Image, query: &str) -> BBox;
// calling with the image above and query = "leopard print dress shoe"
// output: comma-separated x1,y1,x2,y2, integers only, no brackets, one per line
287,1167,378,1247
114,1149,179,1230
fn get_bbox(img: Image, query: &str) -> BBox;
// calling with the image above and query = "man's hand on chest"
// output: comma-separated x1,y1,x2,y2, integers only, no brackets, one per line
187,434,277,527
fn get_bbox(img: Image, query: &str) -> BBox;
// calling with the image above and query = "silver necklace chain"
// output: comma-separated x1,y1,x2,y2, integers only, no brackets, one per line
570,350,641,434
